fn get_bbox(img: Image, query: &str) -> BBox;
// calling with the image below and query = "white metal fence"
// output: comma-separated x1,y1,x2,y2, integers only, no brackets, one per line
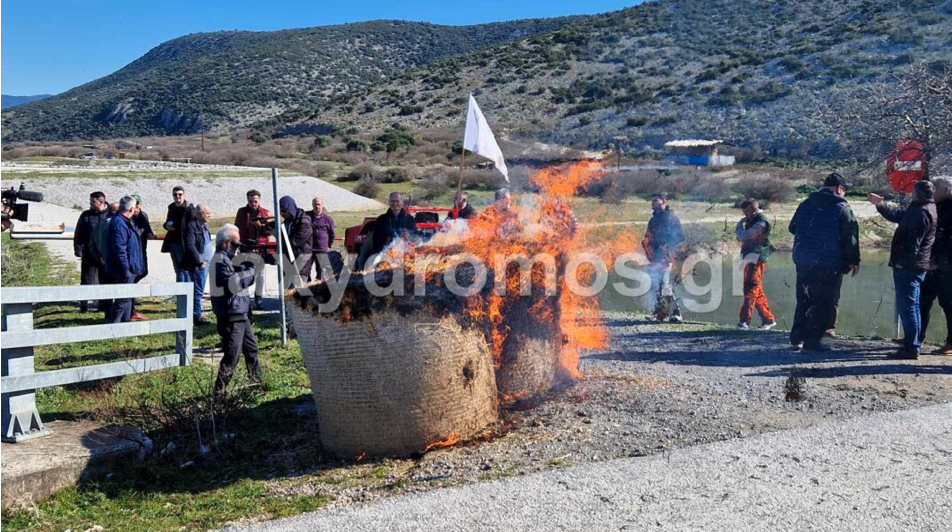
1,283,193,442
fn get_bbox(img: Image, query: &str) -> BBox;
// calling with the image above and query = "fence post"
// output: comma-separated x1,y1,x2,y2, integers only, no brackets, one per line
1,303,51,442
176,284,194,366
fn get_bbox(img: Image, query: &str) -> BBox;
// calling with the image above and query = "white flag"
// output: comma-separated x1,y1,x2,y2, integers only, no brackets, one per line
463,94,509,182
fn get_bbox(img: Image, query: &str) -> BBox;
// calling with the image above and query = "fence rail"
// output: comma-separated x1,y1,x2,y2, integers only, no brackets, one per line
1,283,193,443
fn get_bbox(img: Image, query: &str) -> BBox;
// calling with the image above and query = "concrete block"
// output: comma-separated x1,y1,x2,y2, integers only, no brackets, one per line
1,420,142,509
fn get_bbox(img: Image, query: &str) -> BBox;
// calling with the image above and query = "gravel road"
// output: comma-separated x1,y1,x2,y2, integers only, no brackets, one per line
232,403,952,531
209,315,952,528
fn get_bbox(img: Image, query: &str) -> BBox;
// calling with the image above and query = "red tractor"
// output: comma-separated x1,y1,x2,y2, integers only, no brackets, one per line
344,204,459,269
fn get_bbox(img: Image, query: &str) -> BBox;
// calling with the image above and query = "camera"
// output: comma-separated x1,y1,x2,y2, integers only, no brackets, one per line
1,184,45,226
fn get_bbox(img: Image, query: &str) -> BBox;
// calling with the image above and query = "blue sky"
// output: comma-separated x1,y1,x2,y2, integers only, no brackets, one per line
1,1,641,95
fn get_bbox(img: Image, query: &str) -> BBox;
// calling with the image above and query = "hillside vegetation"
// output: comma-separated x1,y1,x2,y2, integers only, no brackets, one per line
0,17,582,141
3,0,951,159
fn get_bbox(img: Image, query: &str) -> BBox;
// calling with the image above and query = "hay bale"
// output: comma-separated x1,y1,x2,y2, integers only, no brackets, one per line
288,276,498,458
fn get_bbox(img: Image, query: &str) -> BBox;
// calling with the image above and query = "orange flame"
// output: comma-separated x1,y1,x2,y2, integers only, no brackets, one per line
424,432,460,452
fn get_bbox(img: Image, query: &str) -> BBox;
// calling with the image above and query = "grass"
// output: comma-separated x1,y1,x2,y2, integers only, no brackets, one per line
0,235,417,531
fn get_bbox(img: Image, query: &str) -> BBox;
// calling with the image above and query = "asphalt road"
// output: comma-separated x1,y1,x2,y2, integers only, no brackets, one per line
230,403,952,532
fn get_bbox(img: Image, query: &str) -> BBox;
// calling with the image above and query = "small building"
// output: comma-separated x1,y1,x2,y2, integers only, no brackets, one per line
664,139,735,166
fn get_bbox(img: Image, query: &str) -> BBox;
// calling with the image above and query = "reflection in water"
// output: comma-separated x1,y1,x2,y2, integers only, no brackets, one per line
601,250,946,344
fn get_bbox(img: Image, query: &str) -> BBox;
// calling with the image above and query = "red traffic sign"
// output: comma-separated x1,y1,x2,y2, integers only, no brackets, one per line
886,140,927,193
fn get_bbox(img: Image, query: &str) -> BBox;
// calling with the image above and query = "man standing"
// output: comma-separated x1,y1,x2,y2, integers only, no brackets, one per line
789,173,861,352
210,224,261,393
869,180,937,359
234,189,272,308
105,196,145,323
73,191,108,313
162,186,191,283
279,196,313,284
369,192,416,258
735,198,777,330
128,195,155,322
920,176,952,355
446,191,477,221
308,196,335,280
642,193,684,323
183,204,214,326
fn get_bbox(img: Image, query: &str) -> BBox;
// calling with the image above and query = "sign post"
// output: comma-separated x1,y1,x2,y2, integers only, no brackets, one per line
271,168,288,347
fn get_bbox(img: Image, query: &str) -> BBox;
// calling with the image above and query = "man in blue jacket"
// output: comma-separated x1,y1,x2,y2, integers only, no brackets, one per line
210,223,260,393
788,173,861,352
105,196,145,323
182,204,213,326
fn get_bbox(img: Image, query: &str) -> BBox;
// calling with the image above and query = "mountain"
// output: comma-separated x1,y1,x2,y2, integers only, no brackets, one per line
0,17,585,141
5,0,951,157
1,94,53,109
291,0,951,157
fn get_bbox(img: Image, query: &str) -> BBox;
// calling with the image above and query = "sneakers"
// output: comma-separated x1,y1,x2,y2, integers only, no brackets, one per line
668,315,684,324
194,317,212,326
824,329,837,338
931,344,952,356
737,322,750,330
130,311,148,322
759,320,777,331
802,340,831,352
888,348,919,360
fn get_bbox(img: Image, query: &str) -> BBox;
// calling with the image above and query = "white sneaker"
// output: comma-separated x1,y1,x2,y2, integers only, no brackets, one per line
669,315,683,324
737,322,750,329
759,321,777,330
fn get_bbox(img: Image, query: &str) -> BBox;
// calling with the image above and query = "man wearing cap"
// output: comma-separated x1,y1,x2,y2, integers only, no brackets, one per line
788,173,861,352
868,180,937,359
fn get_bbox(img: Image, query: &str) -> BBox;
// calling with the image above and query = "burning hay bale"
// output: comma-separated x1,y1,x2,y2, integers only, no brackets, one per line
288,269,499,459
287,161,639,458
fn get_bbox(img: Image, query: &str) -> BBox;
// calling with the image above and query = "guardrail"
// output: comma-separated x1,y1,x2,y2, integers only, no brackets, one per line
1,283,193,443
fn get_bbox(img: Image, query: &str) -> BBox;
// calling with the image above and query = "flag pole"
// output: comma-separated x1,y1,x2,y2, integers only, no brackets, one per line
456,147,465,197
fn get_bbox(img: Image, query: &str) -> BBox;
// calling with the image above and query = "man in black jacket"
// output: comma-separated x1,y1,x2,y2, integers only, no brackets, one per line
182,204,213,326
279,196,313,284
162,186,192,283
869,180,937,359
789,173,861,352
642,193,685,323
446,191,477,221
918,176,952,355
74,191,108,313
210,224,260,393
370,192,417,258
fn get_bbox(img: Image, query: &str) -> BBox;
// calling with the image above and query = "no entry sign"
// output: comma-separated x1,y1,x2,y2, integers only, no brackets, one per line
887,139,927,193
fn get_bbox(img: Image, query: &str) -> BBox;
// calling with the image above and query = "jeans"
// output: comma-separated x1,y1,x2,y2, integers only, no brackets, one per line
894,268,927,352
108,272,135,323
791,267,843,345
920,269,952,345
647,262,680,319
170,243,188,283
182,266,208,321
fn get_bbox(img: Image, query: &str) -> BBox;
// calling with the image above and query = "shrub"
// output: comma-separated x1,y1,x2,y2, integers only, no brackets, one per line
626,116,649,127
380,167,411,184
353,177,380,199
313,135,332,148
250,133,268,144
340,163,377,182
398,105,424,116
413,173,451,200
732,174,795,203
346,139,369,152
376,128,417,153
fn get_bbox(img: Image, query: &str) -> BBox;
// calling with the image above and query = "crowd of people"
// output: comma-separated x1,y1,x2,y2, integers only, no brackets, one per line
70,173,952,391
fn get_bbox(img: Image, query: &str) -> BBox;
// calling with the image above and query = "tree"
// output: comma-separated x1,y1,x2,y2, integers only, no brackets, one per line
829,64,952,176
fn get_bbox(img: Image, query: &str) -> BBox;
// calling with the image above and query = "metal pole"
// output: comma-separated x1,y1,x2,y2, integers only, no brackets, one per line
271,168,288,347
